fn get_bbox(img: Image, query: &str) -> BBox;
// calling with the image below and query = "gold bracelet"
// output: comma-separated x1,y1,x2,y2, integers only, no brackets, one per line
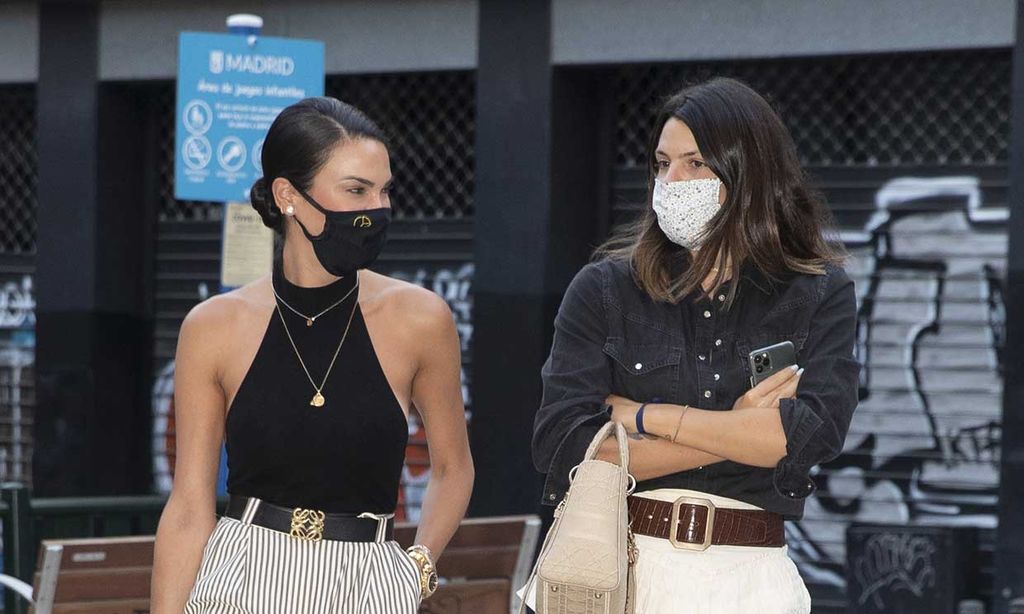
671,405,690,444
407,543,434,562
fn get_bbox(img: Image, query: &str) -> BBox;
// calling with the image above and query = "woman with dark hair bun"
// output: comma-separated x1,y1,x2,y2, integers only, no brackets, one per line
531,78,859,612
152,97,474,613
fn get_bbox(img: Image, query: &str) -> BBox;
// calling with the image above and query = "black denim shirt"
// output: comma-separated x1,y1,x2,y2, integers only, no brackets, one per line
532,257,860,519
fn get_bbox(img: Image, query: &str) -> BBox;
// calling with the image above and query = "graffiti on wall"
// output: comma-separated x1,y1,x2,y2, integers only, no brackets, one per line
787,176,1006,591
0,274,34,329
152,359,177,494
851,532,939,609
152,264,475,523
0,345,33,485
0,272,35,486
385,262,474,522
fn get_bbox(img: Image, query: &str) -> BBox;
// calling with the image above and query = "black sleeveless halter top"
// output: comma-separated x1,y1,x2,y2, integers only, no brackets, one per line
225,261,409,514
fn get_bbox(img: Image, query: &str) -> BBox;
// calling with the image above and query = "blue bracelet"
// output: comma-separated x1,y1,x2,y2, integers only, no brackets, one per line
635,403,649,435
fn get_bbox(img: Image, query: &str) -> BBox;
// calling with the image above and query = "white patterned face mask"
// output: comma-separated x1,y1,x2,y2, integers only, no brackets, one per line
652,177,723,250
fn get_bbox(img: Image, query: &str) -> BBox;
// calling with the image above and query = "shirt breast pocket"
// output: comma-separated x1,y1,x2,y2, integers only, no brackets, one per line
603,338,683,403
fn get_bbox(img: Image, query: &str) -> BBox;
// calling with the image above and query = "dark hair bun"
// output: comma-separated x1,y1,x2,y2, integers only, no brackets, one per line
250,177,283,233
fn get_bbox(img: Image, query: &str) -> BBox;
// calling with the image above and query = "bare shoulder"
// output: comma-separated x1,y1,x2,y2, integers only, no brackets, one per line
359,270,453,332
179,276,273,349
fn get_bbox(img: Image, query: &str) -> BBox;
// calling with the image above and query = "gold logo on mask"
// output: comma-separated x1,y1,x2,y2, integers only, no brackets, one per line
353,215,372,228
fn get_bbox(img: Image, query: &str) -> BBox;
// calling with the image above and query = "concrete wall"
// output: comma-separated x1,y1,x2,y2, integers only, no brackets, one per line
0,3,38,83
552,0,1015,64
98,0,479,80
0,0,478,83
2,0,1014,84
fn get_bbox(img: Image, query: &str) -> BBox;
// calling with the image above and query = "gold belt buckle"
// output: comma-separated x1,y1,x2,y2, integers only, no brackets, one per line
668,496,716,551
290,507,326,542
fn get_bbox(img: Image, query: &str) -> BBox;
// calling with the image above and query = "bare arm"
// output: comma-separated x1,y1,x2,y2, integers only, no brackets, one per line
150,300,230,613
407,292,474,558
595,435,725,480
607,366,801,468
646,404,787,467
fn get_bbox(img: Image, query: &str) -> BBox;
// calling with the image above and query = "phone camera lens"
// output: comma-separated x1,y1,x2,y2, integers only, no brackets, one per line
756,365,764,373
754,355,763,364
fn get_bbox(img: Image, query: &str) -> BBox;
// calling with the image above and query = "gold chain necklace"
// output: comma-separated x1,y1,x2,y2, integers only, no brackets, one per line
274,280,360,408
272,279,358,327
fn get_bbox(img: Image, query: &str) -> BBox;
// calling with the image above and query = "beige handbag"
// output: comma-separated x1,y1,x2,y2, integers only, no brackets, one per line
519,421,638,614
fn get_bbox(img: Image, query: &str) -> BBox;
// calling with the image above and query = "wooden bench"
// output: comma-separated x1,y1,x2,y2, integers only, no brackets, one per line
395,515,541,614
26,515,539,614
31,536,154,614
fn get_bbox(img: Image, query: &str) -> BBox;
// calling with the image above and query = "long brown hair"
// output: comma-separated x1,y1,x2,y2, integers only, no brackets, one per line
597,77,843,304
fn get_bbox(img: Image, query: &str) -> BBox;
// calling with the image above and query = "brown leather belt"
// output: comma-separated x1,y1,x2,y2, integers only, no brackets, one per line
628,495,785,551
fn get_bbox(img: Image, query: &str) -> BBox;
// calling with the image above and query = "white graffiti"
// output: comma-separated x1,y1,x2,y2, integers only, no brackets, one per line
789,176,1006,590
0,275,35,329
853,533,938,609
0,345,33,484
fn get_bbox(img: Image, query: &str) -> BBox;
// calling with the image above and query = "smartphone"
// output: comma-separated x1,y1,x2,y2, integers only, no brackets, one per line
747,341,796,388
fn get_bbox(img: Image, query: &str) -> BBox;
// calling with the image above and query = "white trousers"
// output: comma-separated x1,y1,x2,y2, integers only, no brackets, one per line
521,488,811,614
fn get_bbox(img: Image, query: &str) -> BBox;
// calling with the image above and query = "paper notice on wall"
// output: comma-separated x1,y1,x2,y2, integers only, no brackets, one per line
220,201,273,290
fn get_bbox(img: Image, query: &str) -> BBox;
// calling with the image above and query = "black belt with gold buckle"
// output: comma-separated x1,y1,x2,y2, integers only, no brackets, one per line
224,495,394,543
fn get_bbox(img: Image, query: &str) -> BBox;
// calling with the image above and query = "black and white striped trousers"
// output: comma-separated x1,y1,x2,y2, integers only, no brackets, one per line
184,502,421,613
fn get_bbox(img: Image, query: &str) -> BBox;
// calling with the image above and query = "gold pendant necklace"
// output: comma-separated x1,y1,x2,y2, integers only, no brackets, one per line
275,279,360,408
273,279,358,327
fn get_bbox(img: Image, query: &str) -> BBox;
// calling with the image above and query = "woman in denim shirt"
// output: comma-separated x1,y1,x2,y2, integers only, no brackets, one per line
532,77,859,613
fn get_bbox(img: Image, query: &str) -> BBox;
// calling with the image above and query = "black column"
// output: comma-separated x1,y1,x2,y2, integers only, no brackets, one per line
33,2,154,495
995,1,1024,611
470,0,609,515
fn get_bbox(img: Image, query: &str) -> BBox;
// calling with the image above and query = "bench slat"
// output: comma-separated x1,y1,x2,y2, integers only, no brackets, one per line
38,537,155,571
49,598,150,614
37,568,150,602
426,578,510,614
396,519,527,549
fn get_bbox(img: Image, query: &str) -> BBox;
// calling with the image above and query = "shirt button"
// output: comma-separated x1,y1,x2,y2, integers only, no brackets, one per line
703,310,712,318
635,363,643,370
698,354,706,361
548,493,557,501
704,390,712,398
715,339,722,347
697,466,704,470
718,294,725,302
714,373,720,381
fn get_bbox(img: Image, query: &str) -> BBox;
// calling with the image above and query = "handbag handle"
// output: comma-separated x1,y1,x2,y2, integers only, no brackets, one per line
582,420,630,471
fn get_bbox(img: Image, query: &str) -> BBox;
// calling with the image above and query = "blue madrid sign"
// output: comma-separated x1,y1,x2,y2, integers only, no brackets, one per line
175,31,324,202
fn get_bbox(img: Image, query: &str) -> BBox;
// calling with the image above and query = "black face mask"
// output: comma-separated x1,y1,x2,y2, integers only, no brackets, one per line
291,187,391,277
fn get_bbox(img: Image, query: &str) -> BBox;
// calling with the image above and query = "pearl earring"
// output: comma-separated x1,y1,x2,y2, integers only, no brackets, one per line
285,205,294,216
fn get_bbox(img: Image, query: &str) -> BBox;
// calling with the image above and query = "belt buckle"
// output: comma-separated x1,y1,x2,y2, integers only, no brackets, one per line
668,496,716,551
290,507,326,542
